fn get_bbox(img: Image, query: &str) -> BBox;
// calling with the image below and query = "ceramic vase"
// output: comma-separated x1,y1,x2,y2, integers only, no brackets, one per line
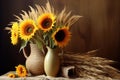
44,46,60,77
23,43,45,76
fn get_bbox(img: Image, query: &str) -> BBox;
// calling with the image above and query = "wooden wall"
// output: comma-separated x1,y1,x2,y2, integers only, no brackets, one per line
34,0,120,61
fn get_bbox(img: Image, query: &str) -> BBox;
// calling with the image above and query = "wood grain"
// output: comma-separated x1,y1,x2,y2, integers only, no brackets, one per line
32,0,120,62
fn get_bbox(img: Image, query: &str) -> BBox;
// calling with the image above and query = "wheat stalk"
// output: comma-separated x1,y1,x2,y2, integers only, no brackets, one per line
60,50,120,79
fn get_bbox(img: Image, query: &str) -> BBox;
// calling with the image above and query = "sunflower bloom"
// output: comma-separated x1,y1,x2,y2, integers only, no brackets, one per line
15,64,27,77
7,73,16,78
19,19,38,41
37,13,56,32
52,27,71,48
10,23,19,45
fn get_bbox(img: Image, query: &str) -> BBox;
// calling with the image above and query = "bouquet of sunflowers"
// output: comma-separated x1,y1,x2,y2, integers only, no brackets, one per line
5,1,120,79
6,1,80,51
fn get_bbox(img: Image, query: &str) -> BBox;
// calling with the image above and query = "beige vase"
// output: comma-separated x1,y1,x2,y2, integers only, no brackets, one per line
23,43,45,76
44,46,60,77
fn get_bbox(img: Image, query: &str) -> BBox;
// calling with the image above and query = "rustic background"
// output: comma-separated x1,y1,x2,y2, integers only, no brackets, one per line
0,0,120,75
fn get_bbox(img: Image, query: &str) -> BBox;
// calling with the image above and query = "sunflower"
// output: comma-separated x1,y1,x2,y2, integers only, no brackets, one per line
52,27,71,48
15,64,27,77
7,73,16,78
10,22,19,45
37,13,56,32
19,19,38,41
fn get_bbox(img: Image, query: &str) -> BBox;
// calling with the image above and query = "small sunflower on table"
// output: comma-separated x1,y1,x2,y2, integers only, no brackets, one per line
7,64,28,78
6,1,81,77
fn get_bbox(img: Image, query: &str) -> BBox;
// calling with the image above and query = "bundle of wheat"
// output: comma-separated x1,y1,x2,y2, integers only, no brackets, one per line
60,50,120,80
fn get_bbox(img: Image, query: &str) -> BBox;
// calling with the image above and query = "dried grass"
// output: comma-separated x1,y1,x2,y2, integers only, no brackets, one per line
60,50,120,79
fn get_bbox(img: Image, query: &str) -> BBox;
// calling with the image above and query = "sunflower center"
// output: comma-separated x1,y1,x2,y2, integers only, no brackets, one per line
14,33,17,37
25,25,34,35
19,67,24,74
55,30,65,42
42,18,52,29
10,75,14,77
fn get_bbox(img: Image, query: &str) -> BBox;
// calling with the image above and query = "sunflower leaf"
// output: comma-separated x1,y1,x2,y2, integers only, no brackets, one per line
19,40,28,52
49,36,54,49
51,39,55,48
35,39,43,50
43,34,49,46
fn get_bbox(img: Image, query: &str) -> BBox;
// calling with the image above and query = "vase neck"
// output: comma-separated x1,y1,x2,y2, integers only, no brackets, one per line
30,43,43,55
46,46,59,54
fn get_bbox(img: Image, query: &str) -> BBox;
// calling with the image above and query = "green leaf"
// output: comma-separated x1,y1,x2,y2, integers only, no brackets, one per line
49,36,54,49
35,39,43,50
19,40,28,52
51,39,54,48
